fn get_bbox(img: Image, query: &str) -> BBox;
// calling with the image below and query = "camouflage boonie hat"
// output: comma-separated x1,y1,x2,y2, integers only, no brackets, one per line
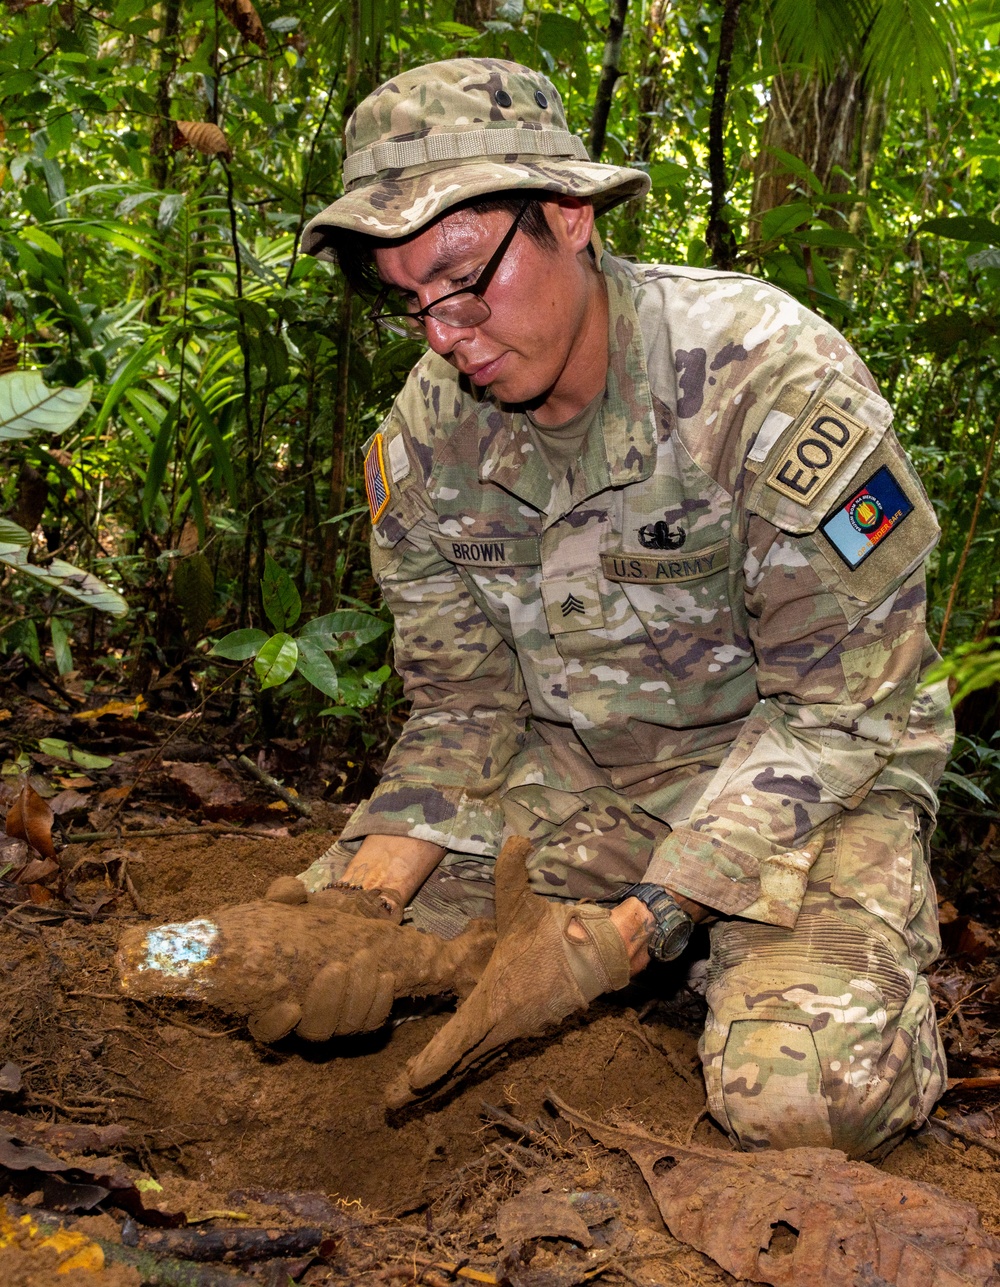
301,57,650,256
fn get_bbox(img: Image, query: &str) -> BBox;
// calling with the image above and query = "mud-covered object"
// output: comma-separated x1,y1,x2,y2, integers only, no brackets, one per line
117,896,495,1043
385,838,629,1108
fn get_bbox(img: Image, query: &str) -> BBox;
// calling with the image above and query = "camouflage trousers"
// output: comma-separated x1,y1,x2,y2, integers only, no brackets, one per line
301,787,946,1160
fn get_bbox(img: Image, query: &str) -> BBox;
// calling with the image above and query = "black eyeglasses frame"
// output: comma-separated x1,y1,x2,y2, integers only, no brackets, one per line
369,199,532,335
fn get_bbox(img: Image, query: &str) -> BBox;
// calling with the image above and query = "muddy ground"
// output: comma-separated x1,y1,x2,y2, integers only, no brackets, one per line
3,813,1000,1284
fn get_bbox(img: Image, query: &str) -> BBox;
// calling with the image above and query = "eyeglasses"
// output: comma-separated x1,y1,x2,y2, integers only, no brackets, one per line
370,200,530,337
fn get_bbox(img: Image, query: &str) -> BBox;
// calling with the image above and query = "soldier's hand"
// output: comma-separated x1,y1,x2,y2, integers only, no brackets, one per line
117,891,494,1044
385,836,630,1109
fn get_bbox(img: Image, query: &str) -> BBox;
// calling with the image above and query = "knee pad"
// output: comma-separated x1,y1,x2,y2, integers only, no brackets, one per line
701,909,946,1159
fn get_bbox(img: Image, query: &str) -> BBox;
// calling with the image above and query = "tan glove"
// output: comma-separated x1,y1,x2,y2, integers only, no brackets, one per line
385,836,630,1109
117,888,494,1044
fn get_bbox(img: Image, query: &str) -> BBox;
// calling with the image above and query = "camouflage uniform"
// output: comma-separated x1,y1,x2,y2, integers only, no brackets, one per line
301,58,953,1157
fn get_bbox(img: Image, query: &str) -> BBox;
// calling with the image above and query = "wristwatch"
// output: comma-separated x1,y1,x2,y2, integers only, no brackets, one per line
622,883,694,962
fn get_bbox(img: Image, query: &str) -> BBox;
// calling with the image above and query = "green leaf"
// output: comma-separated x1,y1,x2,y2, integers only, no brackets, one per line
261,553,301,631
210,628,269,660
0,370,93,442
647,160,688,192
968,247,1000,271
38,737,113,769
295,635,339,699
299,610,391,655
20,224,64,257
0,518,32,551
765,147,824,195
759,202,814,242
0,548,128,616
6,619,41,666
50,618,73,676
140,403,176,526
255,633,298,690
919,216,1000,244
788,228,864,249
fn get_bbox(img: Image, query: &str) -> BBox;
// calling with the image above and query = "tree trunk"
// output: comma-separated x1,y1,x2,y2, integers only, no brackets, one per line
588,0,630,162
751,60,864,225
454,0,496,26
706,0,744,270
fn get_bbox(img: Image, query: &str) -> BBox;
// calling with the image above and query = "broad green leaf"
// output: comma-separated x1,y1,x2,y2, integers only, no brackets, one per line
140,404,177,526
0,370,93,442
50,618,73,676
20,224,64,257
210,628,269,660
38,737,113,769
759,203,814,242
788,228,864,249
255,633,298,690
968,247,1000,271
295,636,339,699
648,161,688,192
0,518,32,550
299,610,390,654
7,619,41,667
765,147,824,195
262,553,301,631
0,548,128,616
919,216,1000,244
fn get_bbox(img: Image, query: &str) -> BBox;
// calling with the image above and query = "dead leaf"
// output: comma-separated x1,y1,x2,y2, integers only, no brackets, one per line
165,761,243,808
172,121,233,162
0,708,11,722
73,695,147,721
56,776,95,790
0,1112,128,1154
27,882,55,903
497,1193,594,1258
0,1063,21,1094
99,784,133,804
178,518,199,558
15,857,59,885
5,781,56,859
219,0,267,48
48,789,90,815
550,1094,1000,1287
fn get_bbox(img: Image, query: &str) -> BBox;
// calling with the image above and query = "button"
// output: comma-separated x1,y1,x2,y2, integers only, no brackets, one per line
534,90,548,109
495,89,513,108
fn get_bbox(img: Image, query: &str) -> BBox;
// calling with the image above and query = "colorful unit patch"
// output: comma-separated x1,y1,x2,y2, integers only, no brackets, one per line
364,433,390,523
820,466,913,569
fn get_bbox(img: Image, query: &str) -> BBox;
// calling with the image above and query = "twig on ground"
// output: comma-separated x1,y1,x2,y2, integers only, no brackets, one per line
64,824,258,843
933,1115,1000,1159
235,753,312,816
626,1018,700,1086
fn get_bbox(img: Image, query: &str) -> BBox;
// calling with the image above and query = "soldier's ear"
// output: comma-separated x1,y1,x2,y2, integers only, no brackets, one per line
544,197,595,256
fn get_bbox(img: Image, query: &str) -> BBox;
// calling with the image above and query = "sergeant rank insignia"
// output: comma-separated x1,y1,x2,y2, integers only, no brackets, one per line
364,433,390,523
820,465,912,569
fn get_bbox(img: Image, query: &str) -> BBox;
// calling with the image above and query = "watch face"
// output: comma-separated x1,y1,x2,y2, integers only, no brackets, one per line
652,908,693,962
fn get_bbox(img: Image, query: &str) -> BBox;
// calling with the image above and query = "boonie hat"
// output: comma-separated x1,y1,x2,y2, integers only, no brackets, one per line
302,56,650,256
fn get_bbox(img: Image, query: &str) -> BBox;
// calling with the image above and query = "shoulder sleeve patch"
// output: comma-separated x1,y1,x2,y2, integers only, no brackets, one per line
746,370,893,534
364,432,390,524
763,401,869,505
820,465,913,569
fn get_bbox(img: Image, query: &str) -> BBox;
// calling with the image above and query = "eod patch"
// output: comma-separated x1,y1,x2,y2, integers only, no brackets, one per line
765,400,867,505
820,465,913,569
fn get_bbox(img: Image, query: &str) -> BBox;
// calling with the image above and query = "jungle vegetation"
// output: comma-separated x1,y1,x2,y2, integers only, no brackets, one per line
1,0,999,809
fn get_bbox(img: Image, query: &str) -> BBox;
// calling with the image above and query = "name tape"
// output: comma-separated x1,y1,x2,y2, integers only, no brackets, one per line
601,540,728,584
430,534,541,567
765,401,867,505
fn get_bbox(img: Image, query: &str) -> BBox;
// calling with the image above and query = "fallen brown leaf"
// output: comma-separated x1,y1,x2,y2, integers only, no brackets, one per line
5,781,56,859
550,1094,1000,1287
14,857,59,885
220,0,267,49
173,121,233,162
73,696,146,721
27,882,54,903
48,789,90,815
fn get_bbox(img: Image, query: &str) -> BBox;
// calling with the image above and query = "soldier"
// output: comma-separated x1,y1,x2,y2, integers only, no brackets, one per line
120,57,954,1160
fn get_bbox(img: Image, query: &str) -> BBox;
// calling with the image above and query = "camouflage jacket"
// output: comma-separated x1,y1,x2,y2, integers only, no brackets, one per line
342,254,954,927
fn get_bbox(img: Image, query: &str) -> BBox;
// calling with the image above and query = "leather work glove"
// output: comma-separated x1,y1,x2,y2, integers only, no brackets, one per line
117,884,495,1044
385,836,631,1109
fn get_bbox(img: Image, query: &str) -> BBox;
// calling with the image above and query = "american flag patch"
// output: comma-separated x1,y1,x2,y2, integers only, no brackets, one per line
364,433,389,523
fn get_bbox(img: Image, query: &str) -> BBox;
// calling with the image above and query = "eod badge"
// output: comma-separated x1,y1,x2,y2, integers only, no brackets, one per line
820,465,913,569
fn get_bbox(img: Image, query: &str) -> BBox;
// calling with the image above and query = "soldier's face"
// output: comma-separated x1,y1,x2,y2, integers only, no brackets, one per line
373,198,602,407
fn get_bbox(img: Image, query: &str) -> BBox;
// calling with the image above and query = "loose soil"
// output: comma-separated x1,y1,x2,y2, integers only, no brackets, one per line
3,822,1000,1284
